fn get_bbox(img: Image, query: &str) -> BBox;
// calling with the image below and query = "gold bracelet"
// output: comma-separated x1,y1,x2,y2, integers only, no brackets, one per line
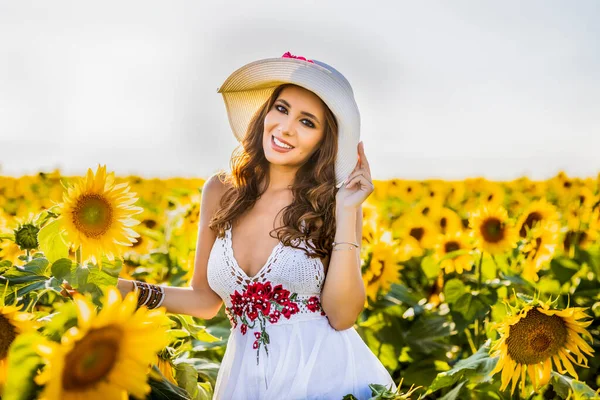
332,241,359,248
333,245,359,251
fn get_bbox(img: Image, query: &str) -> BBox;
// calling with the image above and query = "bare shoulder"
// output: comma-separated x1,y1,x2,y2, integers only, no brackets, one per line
201,172,232,209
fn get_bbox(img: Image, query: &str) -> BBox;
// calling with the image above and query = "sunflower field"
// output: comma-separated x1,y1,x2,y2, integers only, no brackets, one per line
0,165,599,400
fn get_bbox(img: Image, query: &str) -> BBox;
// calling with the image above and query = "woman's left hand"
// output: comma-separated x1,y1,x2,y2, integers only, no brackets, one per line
335,141,374,210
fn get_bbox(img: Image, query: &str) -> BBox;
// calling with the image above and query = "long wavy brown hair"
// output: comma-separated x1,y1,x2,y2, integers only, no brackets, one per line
209,83,339,260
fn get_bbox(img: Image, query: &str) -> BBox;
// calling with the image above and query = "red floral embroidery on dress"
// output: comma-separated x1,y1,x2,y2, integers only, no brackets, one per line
225,281,325,365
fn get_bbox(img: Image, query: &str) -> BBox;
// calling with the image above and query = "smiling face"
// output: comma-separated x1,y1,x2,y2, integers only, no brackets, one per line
262,85,326,168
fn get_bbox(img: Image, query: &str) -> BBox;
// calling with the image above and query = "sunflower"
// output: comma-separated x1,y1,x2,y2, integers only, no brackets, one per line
413,197,443,219
431,208,463,235
33,286,173,400
363,229,406,302
519,221,560,282
478,181,505,208
0,211,23,266
506,192,531,217
433,231,474,274
515,199,560,239
387,180,423,204
392,212,438,252
568,186,597,209
561,228,597,258
489,293,595,397
56,165,144,269
564,202,594,231
0,301,40,391
469,205,519,255
422,180,447,206
445,181,466,210
155,353,177,385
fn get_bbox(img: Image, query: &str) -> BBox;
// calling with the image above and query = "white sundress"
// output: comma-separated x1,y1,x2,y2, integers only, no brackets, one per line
206,222,397,400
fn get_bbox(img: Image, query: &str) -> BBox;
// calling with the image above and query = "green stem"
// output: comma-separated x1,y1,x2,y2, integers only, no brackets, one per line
76,246,82,267
464,327,477,355
477,251,484,290
26,249,31,262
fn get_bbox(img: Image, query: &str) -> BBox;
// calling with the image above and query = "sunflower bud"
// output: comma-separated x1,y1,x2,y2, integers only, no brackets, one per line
14,223,40,250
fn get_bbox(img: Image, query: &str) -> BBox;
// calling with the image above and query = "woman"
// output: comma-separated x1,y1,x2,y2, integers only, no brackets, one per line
117,51,396,399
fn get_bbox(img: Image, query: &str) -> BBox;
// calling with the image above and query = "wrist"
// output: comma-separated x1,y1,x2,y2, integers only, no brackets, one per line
336,205,358,216
117,278,134,295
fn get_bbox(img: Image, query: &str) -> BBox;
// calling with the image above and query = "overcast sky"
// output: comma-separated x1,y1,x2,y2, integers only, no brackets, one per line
0,0,598,181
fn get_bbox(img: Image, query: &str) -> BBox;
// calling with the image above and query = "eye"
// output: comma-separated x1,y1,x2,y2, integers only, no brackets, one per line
302,120,315,128
275,104,315,128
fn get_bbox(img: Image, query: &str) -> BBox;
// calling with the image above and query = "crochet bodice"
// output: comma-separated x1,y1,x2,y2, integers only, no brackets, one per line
207,222,326,318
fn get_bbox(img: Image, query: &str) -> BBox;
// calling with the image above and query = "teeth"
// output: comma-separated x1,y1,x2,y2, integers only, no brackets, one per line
273,136,293,149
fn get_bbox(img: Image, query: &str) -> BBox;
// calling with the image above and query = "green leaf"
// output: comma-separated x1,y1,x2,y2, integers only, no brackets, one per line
421,254,441,279
0,259,12,273
550,257,579,285
452,291,489,322
37,218,69,264
550,371,599,400
169,314,221,343
428,340,496,393
385,283,421,307
3,332,45,400
145,365,192,400
20,258,49,276
443,279,466,304
50,258,74,280
405,315,452,356
173,361,200,399
480,257,497,281
439,380,467,400
195,382,213,400
174,357,220,385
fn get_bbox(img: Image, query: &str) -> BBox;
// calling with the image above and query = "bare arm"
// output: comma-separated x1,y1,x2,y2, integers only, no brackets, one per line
320,204,366,331
117,173,225,319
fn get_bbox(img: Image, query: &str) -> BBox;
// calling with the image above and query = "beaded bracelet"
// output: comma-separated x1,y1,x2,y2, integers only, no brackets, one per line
132,280,165,310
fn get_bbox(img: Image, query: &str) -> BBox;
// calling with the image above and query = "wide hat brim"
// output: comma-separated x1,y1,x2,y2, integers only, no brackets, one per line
216,56,360,188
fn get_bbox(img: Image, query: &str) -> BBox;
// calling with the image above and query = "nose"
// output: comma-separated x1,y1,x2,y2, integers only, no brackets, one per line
279,118,293,136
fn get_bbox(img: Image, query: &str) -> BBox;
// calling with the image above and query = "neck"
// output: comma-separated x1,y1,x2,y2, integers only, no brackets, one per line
265,164,297,192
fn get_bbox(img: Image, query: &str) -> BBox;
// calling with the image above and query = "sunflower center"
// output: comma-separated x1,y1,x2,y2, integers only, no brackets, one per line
132,236,143,248
519,212,543,238
0,315,17,359
506,307,568,365
563,231,588,252
480,218,505,243
409,227,425,242
444,241,460,253
440,217,447,230
72,195,113,238
142,219,157,229
63,325,123,390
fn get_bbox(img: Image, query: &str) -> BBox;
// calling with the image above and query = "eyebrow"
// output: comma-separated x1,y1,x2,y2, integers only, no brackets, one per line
276,99,321,124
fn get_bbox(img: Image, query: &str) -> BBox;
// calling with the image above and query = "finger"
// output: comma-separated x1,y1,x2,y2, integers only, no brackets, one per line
345,171,368,185
352,155,361,171
358,142,371,173
345,174,374,191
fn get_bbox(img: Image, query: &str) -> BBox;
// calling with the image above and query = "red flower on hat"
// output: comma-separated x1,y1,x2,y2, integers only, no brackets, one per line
281,51,314,64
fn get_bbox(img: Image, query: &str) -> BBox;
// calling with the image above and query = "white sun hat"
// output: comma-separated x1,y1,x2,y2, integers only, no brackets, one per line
216,51,360,188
